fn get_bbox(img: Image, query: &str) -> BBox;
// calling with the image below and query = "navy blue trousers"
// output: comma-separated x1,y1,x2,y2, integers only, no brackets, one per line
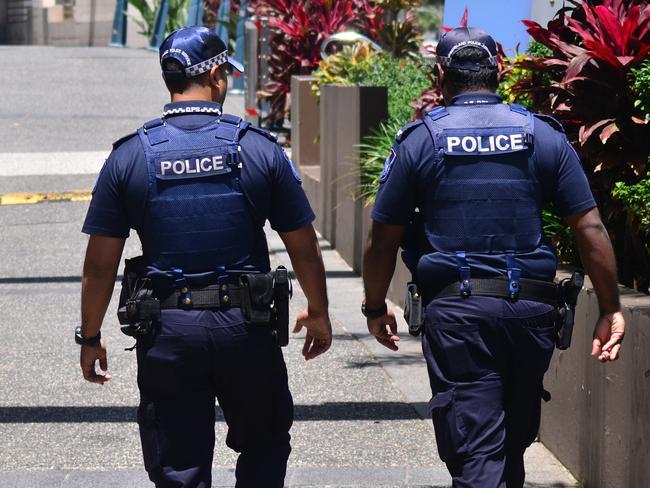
136,308,293,488
422,296,556,488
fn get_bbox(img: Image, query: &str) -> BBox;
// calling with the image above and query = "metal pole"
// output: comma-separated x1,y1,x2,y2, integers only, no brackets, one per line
149,0,169,50
109,0,128,48
215,0,230,46
186,0,203,26
231,0,248,94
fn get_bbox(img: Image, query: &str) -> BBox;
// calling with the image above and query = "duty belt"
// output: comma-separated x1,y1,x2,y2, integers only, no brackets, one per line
431,277,558,306
159,284,243,309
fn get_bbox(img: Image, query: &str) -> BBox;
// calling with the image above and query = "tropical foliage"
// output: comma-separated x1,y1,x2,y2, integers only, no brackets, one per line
508,0,650,292
358,120,404,202
256,0,428,125
127,0,189,38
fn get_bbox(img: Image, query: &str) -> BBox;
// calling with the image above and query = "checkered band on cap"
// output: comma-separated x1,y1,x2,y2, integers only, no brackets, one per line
185,50,229,77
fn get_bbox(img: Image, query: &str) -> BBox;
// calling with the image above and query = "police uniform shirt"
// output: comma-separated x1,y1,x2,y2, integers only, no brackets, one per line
372,93,597,283
82,101,315,271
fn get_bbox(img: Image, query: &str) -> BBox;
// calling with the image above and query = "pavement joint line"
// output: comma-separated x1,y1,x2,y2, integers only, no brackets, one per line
0,190,92,205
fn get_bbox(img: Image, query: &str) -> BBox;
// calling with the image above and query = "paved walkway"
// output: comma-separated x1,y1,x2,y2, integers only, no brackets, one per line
0,45,577,487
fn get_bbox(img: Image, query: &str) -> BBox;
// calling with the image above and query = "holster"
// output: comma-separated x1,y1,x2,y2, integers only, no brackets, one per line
239,266,292,347
117,257,160,338
404,283,425,337
555,270,585,350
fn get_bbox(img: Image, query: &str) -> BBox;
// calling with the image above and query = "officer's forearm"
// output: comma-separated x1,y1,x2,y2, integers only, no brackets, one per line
279,225,329,316
80,236,125,337
567,209,620,315
362,221,405,308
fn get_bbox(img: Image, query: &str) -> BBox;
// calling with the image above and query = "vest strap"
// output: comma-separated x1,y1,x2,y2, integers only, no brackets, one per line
216,114,244,142
143,119,169,146
428,106,450,121
456,251,472,297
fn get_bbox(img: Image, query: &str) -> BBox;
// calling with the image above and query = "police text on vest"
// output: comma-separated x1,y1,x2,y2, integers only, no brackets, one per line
160,156,225,176
446,134,525,154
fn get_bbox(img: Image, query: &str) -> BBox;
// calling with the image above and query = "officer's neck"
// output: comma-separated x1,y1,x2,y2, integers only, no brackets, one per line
443,88,496,105
169,87,225,105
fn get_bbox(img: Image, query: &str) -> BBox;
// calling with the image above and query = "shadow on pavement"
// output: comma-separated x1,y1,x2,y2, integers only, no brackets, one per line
0,402,428,423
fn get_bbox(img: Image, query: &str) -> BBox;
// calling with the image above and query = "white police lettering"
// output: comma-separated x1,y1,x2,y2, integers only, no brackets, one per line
160,156,225,176
446,134,527,153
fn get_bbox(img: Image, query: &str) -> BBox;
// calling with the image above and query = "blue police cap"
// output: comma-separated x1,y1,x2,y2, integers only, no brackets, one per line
436,27,498,72
159,26,244,80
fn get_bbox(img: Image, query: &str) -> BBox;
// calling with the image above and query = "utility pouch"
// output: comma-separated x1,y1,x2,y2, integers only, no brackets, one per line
239,272,275,324
404,283,425,337
555,270,585,350
272,266,291,347
118,282,161,338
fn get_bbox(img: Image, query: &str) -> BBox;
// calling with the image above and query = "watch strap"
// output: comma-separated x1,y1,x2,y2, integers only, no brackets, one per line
361,301,388,319
75,326,101,346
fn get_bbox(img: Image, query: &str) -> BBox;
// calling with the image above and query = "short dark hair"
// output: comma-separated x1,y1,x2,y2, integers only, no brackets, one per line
442,46,498,96
162,58,210,94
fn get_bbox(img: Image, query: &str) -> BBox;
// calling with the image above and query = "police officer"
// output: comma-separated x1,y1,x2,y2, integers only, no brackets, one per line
362,27,625,487
76,26,332,488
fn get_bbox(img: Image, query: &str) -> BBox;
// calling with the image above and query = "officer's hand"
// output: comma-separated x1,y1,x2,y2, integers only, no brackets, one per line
591,311,625,362
367,308,400,351
293,308,332,361
80,340,112,384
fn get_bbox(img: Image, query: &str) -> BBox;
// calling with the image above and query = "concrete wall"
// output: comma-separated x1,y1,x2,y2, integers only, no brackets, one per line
319,84,387,268
531,0,562,28
540,282,650,488
1,0,114,46
291,76,320,167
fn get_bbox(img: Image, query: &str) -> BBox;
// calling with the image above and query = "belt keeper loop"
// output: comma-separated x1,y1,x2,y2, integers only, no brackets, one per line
456,252,472,298
506,254,521,300
172,268,193,309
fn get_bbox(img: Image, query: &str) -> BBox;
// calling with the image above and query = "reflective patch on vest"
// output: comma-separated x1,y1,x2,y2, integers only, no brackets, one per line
442,131,531,156
380,148,397,182
155,154,232,180
282,149,301,182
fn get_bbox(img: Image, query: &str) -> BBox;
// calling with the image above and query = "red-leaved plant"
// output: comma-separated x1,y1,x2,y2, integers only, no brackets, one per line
512,0,650,291
255,0,370,126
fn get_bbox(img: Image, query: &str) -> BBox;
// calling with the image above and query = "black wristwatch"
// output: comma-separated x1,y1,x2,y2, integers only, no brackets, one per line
361,301,388,319
75,326,101,347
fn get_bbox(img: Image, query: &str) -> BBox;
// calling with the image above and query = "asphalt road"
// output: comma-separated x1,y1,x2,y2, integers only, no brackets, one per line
0,46,576,487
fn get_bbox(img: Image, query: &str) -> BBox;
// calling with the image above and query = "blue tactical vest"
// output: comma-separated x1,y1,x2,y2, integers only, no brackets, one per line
419,103,547,291
137,114,258,279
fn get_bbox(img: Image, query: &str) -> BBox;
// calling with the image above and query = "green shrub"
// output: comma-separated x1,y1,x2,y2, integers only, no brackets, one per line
348,54,431,126
612,178,650,237
358,120,403,203
632,60,650,122
526,39,552,58
127,0,188,38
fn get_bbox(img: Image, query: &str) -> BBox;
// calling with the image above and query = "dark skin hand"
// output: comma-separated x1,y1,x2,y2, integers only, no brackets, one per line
80,235,125,384
280,224,332,360
565,207,625,362
362,222,405,351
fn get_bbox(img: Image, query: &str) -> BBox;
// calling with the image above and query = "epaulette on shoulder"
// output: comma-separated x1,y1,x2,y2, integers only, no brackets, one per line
534,113,565,133
395,119,425,143
112,131,138,149
245,125,278,143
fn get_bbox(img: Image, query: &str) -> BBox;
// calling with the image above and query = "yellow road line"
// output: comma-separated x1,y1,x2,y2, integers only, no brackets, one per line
0,190,92,206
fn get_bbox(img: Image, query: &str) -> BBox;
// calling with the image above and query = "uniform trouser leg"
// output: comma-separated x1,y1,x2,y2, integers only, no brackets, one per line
422,297,556,488
213,323,293,488
136,310,293,488
136,315,218,488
